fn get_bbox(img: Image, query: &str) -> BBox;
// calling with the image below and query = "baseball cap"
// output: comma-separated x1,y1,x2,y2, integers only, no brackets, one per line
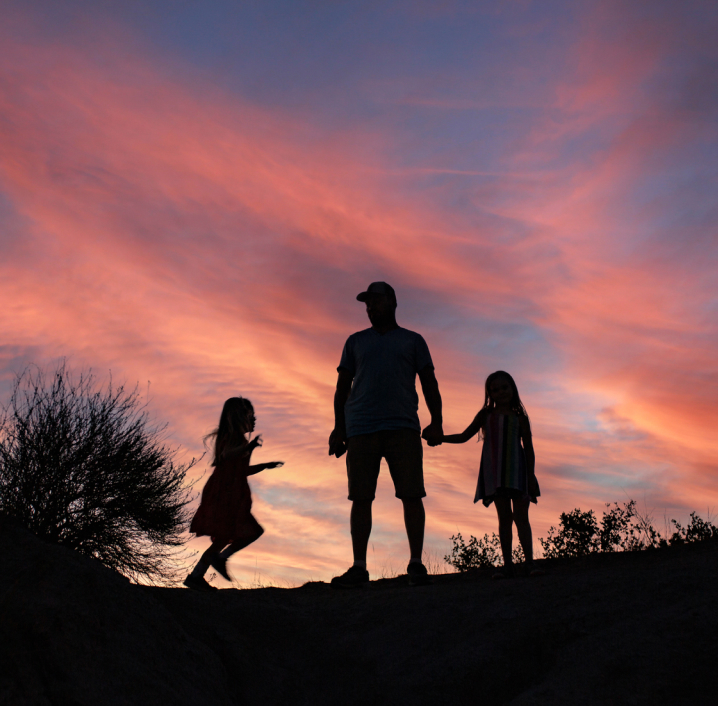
356,282,397,303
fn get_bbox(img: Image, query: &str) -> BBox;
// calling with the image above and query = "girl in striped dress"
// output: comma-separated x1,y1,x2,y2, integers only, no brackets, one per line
443,371,542,578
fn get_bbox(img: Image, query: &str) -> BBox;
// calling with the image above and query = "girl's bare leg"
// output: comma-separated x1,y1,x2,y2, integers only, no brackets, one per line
223,530,263,559
512,498,534,563
494,497,514,569
211,532,264,582
201,538,229,562
190,538,228,578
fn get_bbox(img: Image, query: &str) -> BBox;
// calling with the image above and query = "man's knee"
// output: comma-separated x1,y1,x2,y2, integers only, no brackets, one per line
351,499,373,527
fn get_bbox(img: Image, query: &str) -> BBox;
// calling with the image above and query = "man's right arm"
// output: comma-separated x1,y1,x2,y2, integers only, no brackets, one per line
328,368,353,457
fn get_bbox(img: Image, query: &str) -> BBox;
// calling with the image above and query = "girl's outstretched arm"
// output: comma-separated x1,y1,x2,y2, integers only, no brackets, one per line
248,461,284,476
442,409,486,444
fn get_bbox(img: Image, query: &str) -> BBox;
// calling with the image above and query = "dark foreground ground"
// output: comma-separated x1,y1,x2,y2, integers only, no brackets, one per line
1,517,716,706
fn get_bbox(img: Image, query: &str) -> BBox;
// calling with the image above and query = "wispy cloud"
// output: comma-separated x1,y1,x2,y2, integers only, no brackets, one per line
1,1,717,583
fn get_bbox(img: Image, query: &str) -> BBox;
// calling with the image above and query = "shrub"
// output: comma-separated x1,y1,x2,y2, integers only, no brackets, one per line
0,364,196,583
445,531,524,571
445,532,500,571
599,500,637,552
539,500,716,561
540,508,600,559
667,512,718,545
447,499,718,572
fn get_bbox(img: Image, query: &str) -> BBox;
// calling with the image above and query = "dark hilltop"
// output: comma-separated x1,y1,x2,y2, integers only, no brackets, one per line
1,515,715,705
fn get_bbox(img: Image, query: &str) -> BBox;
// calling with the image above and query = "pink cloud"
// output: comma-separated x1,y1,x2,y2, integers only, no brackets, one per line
1,4,717,583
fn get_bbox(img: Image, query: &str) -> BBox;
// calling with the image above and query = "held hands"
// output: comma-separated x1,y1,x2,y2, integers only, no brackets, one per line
421,421,444,447
328,427,347,458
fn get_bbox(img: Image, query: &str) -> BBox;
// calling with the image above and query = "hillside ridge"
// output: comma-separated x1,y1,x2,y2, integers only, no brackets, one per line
1,516,715,705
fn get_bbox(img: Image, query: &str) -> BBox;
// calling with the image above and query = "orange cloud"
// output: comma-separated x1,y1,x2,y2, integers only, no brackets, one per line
1,3,717,584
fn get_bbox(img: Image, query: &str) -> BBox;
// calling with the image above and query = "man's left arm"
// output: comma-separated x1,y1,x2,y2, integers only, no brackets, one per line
418,366,443,446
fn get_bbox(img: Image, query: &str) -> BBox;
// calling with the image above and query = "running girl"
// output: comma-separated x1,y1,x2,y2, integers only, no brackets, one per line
442,371,542,578
184,397,283,591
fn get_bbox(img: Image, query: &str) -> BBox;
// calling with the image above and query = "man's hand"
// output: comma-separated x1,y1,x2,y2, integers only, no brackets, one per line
330,369,353,459
328,427,347,458
418,366,443,447
421,421,443,447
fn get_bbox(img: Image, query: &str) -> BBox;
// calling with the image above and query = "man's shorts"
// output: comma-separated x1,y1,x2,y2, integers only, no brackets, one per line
346,428,425,501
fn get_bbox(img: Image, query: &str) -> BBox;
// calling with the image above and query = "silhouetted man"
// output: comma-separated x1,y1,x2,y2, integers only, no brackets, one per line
328,282,443,588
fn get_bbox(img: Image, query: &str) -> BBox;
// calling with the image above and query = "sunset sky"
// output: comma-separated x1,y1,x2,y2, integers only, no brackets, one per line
2,0,717,585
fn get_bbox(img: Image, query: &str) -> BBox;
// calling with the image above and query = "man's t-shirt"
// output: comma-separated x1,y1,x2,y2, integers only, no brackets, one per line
338,327,434,438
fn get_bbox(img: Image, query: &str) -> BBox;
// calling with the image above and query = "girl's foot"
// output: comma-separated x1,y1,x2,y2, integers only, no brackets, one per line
492,564,514,580
183,574,218,592
528,563,545,577
209,554,232,581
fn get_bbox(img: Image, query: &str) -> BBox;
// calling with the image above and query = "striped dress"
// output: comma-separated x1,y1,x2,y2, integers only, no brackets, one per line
474,412,537,507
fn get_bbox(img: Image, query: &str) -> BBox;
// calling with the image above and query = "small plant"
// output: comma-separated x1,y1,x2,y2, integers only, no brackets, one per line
620,503,663,551
448,500,718,572
445,532,500,571
538,500,717,562
599,500,637,552
511,544,526,564
667,512,718,545
444,532,523,570
540,508,600,559
444,532,525,572
422,550,452,575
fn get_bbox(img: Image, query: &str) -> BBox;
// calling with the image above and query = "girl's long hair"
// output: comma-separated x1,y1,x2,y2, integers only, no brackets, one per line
204,397,254,465
483,371,530,421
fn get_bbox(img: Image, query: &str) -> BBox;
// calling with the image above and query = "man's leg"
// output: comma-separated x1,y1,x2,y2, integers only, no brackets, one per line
384,429,426,564
384,430,430,585
350,499,373,563
402,497,425,560
331,434,379,588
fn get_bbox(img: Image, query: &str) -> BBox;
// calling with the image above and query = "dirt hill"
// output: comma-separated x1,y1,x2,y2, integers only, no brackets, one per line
1,516,715,705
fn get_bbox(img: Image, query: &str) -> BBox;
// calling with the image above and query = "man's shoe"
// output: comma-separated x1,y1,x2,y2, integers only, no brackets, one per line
330,565,369,589
183,574,218,592
209,554,232,581
407,561,431,586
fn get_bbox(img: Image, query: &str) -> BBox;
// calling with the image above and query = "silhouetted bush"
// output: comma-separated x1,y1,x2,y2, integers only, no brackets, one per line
444,531,524,571
447,499,718,571
667,512,718,545
541,500,665,559
599,500,638,552
0,364,196,583
540,508,600,559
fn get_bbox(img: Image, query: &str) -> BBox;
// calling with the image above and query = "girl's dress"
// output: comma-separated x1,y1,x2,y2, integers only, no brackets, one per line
190,449,263,542
474,412,539,507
